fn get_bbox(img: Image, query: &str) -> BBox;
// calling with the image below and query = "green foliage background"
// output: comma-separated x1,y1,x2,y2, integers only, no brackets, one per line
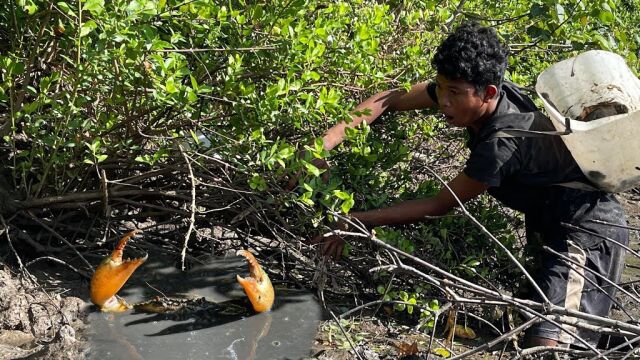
1,0,639,320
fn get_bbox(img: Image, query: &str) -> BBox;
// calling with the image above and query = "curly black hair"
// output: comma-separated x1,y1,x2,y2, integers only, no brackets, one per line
432,22,509,93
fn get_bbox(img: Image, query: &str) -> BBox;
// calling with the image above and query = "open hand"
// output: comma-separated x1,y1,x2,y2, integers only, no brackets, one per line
309,219,350,260
310,233,346,261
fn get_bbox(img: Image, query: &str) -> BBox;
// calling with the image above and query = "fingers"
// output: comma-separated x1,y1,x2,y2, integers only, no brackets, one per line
311,158,330,170
309,233,328,245
311,235,344,261
309,235,344,261
284,170,302,191
323,238,344,261
321,168,331,183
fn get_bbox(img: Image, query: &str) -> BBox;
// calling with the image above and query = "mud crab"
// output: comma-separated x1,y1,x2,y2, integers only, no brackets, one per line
90,230,147,312
90,231,274,314
236,249,274,313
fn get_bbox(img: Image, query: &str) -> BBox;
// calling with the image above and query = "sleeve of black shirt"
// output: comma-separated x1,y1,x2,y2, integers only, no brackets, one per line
464,137,521,187
426,82,438,104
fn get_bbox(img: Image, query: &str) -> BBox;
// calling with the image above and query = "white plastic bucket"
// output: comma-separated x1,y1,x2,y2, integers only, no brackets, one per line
535,50,640,192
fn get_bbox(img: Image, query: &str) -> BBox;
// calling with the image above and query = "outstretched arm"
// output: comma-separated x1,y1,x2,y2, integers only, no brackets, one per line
321,82,437,151
350,172,489,226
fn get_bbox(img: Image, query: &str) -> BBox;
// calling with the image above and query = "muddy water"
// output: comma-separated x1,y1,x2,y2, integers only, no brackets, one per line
86,255,321,359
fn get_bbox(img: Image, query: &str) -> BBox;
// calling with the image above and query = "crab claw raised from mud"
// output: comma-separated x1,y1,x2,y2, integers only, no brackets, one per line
236,249,274,313
90,230,147,312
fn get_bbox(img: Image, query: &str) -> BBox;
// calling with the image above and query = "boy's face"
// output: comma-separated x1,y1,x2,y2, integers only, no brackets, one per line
435,74,494,129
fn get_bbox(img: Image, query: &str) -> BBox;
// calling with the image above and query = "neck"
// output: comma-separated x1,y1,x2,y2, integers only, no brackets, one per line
468,97,499,133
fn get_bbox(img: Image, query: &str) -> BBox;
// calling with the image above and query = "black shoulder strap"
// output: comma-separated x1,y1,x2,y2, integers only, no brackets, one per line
490,117,572,139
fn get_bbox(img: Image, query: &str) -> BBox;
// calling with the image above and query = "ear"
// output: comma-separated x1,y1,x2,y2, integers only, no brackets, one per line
483,85,498,102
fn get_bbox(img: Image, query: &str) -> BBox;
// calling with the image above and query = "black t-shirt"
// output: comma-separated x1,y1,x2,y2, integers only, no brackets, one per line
426,81,589,215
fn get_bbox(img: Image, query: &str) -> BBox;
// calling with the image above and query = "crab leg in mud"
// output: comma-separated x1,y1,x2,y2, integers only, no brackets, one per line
90,230,148,312
236,249,275,313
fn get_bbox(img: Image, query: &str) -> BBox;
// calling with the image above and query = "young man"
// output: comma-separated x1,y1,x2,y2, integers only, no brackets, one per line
314,22,628,348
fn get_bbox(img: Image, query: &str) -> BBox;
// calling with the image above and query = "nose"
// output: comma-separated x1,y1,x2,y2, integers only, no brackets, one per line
439,94,451,108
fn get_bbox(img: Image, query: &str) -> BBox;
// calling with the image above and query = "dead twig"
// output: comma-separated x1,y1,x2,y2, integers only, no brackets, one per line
1,215,25,270
148,46,277,53
179,145,197,271
587,219,640,232
20,189,192,209
24,256,91,279
561,222,640,258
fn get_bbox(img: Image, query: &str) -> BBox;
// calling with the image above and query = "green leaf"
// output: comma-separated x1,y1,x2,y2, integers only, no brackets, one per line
333,190,350,200
8,61,25,76
526,25,550,39
57,2,72,15
530,4,547,16
357,25,370,40
597,10,615,24
190,75,199,91
303,71,321,81
86,138,101,153
26,3,38,15
340,197,354,213
314,137,324,153
189,129,199,144
305,162,320,177
79,20,97,37
593,34,612,50
341,244,350,258
151,39,172,50
83,0,104,15
165,78,178,93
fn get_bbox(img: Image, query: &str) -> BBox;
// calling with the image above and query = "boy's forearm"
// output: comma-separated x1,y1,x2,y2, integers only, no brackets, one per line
350,198,448,227
349,173,487,228
322,90,400,150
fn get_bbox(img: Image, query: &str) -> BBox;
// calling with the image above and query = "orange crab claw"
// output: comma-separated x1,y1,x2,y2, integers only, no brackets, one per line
236,249,274,313
90,230,147,312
